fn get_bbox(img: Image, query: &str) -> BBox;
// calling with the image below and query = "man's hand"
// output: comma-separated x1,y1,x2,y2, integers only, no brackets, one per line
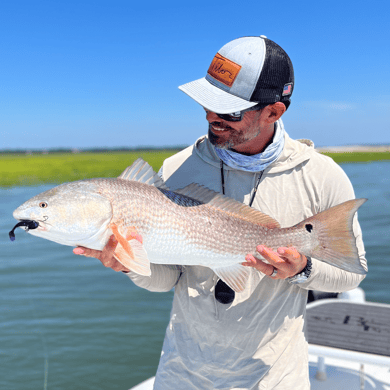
73,235,130,273
242,245,307,279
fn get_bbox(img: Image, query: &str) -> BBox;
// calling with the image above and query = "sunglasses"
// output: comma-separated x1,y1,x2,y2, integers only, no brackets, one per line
206,104,267,122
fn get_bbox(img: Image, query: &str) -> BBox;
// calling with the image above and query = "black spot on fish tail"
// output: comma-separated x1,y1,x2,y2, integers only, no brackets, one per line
305,224,313,233
9,220,39,241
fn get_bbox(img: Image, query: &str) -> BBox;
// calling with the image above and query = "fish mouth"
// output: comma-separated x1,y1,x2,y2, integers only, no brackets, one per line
9,219,45,241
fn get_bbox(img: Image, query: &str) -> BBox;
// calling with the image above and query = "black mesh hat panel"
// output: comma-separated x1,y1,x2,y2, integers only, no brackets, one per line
178,36,295,113
250,38,294,109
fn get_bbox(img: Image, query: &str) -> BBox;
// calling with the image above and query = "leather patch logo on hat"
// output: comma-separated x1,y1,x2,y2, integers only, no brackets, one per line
207,53,241,87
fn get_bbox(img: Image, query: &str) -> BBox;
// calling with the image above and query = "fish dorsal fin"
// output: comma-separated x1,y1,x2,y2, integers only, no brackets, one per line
175,183,280,229
118,158,168,189
174,183,217,203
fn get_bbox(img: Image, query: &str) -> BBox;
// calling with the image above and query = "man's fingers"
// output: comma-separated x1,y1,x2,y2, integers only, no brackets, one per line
101,235,119,262
100,236,129,271
73,246,101,258
73,236,118,260
244,246,307,279
256,245,285,266
105,235,119,251
73,235,129,273
110,258,128,272
243,254,275,276
277,247,300,261
73,247,84,255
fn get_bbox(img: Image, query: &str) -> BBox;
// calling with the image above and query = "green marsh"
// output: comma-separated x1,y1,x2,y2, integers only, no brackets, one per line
1,149,389,187
0,150,178,187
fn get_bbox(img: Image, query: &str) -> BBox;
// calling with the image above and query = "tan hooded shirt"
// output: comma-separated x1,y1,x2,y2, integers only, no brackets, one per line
127,122,367,390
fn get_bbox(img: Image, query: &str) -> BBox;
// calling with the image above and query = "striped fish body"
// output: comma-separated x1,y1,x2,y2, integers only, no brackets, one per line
101,179,305,267
12,159,367,292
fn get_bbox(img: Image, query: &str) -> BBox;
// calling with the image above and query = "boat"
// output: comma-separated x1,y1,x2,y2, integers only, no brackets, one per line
129,288,390,390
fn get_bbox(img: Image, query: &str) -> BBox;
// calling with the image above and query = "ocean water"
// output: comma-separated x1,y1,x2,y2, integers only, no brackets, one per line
0,161,389,389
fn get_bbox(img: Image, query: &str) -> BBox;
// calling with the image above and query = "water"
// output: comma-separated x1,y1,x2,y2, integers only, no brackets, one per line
1,161,389,389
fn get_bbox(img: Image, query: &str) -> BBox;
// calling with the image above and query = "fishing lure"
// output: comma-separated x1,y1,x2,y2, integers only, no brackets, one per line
9,220,39,241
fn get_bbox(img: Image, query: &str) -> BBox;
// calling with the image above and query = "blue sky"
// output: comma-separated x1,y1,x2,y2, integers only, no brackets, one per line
1,0,389,149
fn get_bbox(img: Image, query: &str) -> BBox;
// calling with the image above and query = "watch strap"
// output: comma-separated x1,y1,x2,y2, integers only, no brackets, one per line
287,256,312,284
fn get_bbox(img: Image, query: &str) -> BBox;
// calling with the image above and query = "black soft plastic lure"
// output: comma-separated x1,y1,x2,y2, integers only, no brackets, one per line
9,220,39,241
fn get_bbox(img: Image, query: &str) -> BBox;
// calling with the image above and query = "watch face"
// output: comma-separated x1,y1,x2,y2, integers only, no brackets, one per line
288,274,308,284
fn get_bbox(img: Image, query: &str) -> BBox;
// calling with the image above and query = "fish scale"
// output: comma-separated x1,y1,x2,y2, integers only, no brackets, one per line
11,158,367,292
98,178,345,267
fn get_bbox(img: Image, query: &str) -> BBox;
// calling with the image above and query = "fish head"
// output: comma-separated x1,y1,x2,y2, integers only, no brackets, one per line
12,180,112,247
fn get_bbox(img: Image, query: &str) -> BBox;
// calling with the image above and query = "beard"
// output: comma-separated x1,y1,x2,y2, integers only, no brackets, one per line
208,123,261,152
208,123,236,150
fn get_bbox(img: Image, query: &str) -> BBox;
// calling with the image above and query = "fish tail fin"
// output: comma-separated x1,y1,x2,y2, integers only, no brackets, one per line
297,198,367,275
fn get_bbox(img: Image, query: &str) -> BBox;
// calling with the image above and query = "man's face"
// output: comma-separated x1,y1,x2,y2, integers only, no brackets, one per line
205,109,264,153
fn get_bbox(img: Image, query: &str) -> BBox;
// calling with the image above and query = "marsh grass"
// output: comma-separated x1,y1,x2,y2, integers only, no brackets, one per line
321,151,390,164
1,149,389,187
0,150,178,187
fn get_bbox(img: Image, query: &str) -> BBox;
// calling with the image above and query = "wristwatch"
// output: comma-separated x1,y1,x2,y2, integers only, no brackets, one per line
287,256,312,284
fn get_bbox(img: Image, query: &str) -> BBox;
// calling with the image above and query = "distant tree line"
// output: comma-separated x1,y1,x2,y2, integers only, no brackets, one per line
0,146,187,155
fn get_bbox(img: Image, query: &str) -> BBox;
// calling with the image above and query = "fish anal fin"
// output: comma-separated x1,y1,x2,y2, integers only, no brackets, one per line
110,224,151,276
212,264,250,293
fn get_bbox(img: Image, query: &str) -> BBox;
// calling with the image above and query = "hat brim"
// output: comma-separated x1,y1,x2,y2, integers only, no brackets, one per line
178,77,258,114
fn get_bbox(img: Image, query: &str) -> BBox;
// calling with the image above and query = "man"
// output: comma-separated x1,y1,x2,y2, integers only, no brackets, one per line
74,36,367,389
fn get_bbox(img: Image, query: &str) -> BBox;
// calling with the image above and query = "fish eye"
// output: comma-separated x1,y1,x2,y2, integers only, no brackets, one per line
39,202,48,208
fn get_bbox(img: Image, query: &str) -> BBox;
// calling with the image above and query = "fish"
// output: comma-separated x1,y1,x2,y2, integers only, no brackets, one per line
10,158,367,292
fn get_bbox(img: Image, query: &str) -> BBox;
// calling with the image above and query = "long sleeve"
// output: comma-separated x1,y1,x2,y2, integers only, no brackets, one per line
298,259,366,292
125,264,182,292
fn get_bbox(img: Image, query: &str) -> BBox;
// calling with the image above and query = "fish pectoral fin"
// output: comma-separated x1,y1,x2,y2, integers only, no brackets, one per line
114,239,151,276
212,264,250,293
110,223,151,276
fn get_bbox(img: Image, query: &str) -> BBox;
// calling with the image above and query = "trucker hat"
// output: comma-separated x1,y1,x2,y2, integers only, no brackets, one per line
179,36,294,114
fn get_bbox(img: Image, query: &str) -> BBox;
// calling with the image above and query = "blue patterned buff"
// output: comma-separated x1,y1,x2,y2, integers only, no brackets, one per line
214,119,285,172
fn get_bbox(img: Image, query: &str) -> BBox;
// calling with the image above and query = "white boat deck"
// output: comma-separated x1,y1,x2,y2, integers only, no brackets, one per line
130,289,390,389
309,355,390,389
306,299,390,358
307,296,390,389
131,355,390,390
